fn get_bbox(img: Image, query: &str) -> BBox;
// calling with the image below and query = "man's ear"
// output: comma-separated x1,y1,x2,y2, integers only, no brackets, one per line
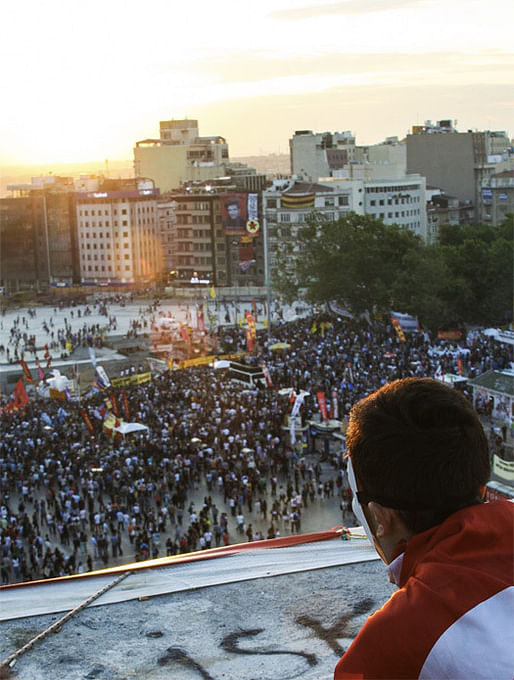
367,502,397,538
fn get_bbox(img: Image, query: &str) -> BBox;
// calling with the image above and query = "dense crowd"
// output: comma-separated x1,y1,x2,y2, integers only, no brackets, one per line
0,310,512,585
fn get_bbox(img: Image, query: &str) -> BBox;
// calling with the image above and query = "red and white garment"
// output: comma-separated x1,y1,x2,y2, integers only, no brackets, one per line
335,500,514,679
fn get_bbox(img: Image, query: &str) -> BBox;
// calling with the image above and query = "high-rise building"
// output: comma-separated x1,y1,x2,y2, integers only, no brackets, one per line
157,185,264,288
406,120,511,220
2,176,78,292
75,179,160,285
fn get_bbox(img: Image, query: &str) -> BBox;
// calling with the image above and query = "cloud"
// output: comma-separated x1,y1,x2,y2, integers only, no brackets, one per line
269,0,430,20
194,82,513,156
184,49,514,86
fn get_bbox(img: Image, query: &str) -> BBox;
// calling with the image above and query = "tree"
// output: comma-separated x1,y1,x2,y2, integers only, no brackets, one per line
277,212,421,315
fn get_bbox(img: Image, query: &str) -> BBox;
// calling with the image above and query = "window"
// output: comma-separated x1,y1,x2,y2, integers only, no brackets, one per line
338,195,349,206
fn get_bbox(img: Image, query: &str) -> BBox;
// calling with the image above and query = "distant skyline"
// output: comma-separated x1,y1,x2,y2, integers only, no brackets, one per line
1,0,513,166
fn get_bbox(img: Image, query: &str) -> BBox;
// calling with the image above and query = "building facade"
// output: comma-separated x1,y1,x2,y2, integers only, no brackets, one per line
75,180,160,285
134,118,261,194
2,176,79,292
262,175,427,286
157,187,265,289
480,170,514,226
406,121,511,220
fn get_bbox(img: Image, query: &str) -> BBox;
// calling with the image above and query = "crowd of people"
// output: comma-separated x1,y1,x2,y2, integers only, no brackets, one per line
0,306,512,585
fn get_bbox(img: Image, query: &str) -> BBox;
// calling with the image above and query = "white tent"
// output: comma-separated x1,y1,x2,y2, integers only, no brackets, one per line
113,422,149,435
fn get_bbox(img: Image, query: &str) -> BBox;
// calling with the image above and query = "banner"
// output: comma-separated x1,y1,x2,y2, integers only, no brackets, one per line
391,316,406,343
245,328,254,353
437,329,463,341
80,408,95,436
390,311,420,333
103,412,120,440
317,391,328,421
196,306,206,333
95,365,111,389
121,392,131,420
179,322,189,344
110,372,152,388
109,392,120,418
49,388,66,401
19,359,34,383
281,192,315,209
493,455,514,482
260,363,273,387
291,393,305,419
332,390,339,420
35,358,45,382
221,193,248,234
245,311,257,340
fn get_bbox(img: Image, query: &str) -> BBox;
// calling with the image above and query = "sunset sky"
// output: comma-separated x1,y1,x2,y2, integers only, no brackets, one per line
1,0,513,165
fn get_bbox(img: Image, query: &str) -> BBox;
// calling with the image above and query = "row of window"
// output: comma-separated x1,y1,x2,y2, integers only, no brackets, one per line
369,196,420,207
81,253,131,261
85,265,131,272
80,208,128,216
81,220,128,228
366,185,420,193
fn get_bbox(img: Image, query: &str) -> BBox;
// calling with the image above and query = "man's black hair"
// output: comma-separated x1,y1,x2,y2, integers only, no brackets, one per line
347,378,490,533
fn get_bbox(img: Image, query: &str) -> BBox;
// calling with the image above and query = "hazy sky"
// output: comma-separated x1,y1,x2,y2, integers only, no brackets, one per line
1,0,513,165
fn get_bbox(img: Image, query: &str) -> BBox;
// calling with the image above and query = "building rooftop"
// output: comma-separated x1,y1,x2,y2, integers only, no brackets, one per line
0,531,393,679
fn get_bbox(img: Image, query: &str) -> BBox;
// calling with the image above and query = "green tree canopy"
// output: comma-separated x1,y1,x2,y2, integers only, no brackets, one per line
273,211,513,330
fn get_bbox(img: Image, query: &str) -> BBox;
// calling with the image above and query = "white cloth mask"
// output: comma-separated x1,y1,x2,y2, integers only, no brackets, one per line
347,456,376,548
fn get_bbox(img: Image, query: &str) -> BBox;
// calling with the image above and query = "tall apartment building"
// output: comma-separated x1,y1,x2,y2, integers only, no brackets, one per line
2,176,79,292
263,175,426,283
406,120,511,220
134,118,262,194
157,186,265,288
75,179,160,285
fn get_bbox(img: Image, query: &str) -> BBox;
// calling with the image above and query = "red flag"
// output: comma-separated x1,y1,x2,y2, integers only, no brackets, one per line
317,391,328,421
245,328,254,353
122,392,130,420
4,379,30,414
19,359,33,383
80,408,95,436
457,358,463,376
109,392,120,417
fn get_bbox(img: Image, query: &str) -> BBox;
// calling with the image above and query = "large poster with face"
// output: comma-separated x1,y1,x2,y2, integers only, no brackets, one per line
221,193,248,234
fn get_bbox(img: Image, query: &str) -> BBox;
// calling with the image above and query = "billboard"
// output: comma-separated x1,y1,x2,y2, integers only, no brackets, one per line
221,193,259,235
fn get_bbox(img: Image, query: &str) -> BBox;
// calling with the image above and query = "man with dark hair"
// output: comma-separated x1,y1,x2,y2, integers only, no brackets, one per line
335,378,513,680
